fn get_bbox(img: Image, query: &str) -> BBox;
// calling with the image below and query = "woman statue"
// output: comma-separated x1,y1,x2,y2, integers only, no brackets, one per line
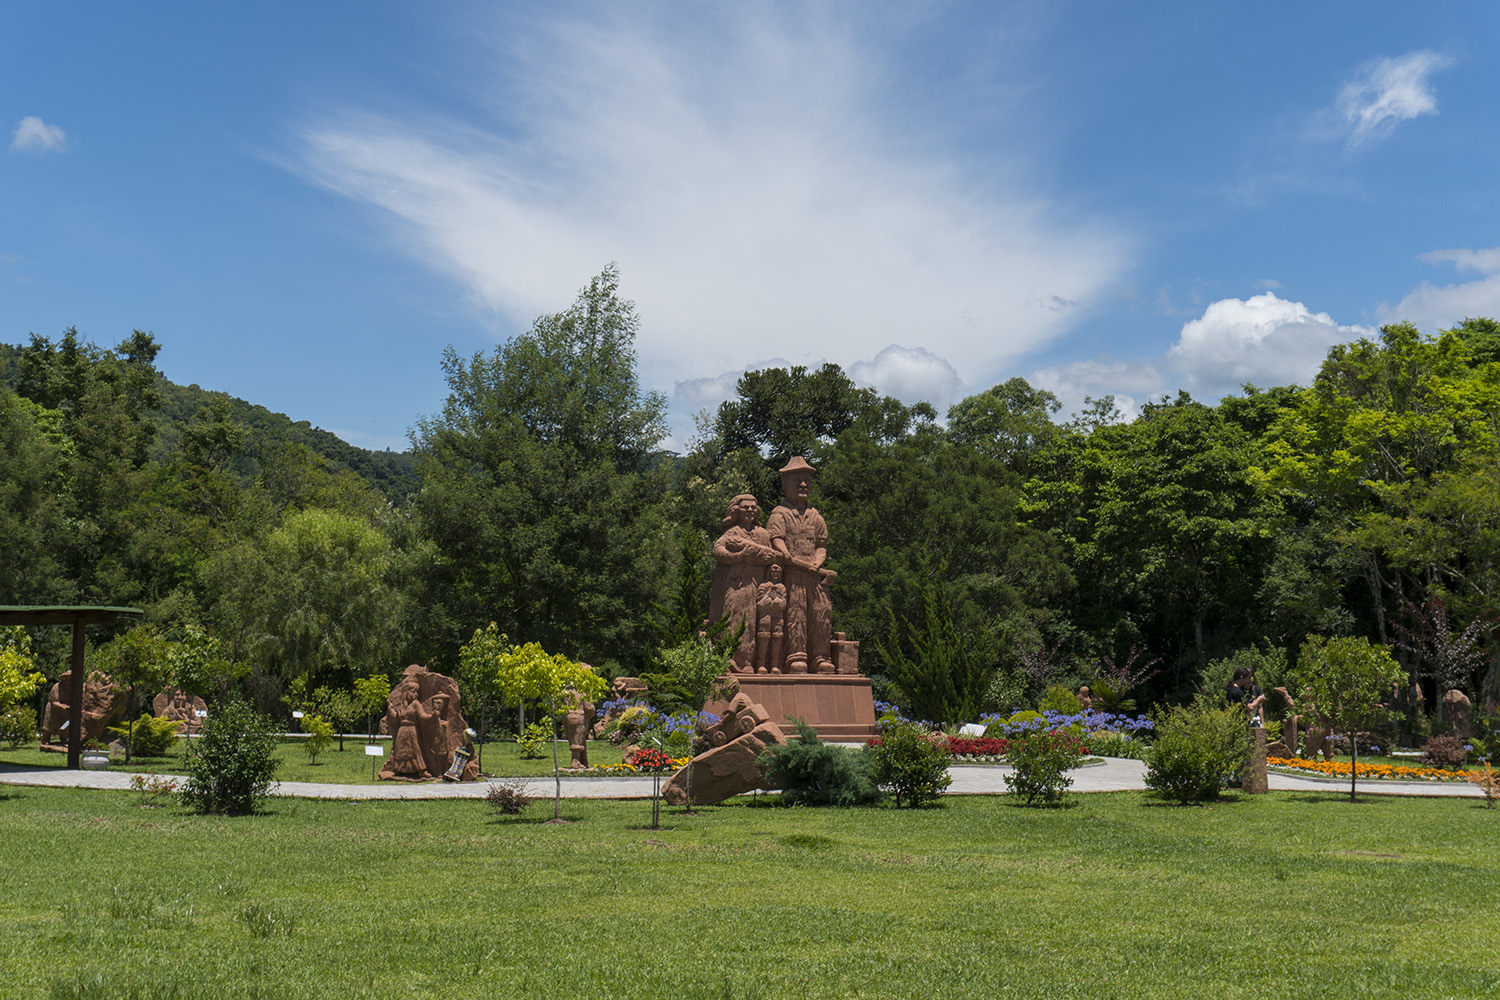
708,494,776,672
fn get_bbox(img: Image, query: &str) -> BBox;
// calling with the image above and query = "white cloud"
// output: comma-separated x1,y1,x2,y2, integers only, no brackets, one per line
1168,292,1372,395
1381,248,1500,331
1031,359,1164,423
290,7,1131,424
848,345,961,412
9,116,67,153
1337,50,1454,147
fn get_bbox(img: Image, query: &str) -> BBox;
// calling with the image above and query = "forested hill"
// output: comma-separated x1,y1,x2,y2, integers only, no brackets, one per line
151,379,419,500
0,340,418,501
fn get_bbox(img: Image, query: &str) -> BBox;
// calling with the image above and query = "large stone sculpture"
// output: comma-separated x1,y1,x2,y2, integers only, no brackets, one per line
152,687,208,734
377,665,477,781
701,456,877,739
40,670,126,746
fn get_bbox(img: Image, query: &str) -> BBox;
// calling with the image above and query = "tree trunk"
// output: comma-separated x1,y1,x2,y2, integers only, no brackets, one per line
550,692,561,821
1349,732,1358,803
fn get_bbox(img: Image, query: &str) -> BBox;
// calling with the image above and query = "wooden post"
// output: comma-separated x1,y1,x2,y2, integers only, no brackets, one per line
67,619,85,770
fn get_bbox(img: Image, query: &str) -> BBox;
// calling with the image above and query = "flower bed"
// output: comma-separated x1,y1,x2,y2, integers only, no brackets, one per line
1268,756,1481,782
559,753,690,778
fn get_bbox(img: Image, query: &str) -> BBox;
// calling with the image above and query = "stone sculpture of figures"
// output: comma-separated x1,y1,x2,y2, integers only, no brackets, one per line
378,664,476,780
754,564,787,674
152,687,208,734
766,457,837,674
709,493,777,672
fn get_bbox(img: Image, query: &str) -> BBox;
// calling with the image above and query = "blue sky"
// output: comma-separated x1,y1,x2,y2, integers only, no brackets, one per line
4,2,1498,451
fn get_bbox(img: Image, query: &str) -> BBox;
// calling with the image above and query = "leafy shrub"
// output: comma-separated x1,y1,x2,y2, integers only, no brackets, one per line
759,720,884,806
871,721,952,808
1468,766,1500,808
1144,700,1251,803
301,714,334,764
484,777,532,816
1420,734,1469,770
516,720,551,759
106,714,179,757
178,702,281,815
1004,729,1089,806
1038,684,1082,716
1083,730,1149,760
0,702,36,748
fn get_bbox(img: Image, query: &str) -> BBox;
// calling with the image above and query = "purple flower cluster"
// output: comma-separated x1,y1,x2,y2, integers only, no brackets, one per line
980,709,1155,737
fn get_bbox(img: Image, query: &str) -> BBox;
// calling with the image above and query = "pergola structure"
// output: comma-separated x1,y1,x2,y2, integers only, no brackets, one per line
0,605,143,769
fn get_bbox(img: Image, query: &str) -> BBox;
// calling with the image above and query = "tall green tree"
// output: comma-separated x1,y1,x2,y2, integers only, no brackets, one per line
413,266,674,670
201,509,406,690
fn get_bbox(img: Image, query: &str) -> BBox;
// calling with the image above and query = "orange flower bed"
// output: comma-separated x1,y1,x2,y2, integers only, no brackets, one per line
1268,756,1478,782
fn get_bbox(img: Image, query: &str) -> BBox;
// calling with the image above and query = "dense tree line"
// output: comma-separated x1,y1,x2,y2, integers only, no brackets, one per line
3,273,1499,722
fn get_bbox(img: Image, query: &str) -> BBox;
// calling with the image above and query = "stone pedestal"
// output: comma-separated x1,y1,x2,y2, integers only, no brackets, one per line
1243,728,1268,794
706,674,879,740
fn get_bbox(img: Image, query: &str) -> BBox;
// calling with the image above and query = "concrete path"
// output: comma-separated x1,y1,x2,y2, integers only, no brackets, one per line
1,758,1484,799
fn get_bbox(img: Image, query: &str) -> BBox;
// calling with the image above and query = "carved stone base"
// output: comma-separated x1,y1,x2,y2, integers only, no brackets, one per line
706,674,879,740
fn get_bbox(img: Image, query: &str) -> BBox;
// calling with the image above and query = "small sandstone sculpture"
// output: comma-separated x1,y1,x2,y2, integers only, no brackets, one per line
377,665,477,780
662,695,785,806
152,687,208,734
1440,688,1472,738
562,690,595,769
40,670,126,746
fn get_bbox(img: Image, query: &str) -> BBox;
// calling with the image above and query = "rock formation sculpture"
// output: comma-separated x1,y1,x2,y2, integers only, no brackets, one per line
662,693,785,805
40,670,126,746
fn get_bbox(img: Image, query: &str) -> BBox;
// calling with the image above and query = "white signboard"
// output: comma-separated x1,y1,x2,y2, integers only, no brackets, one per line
365,745,384,756
958,723,986,737
291,711,304,719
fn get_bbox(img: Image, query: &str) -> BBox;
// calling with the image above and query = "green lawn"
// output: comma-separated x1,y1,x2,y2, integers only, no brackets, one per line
1,786,1496,999
0,739,627,783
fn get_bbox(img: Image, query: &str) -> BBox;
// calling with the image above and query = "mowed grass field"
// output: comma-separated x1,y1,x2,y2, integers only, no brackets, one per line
0,739,628,784
1,786,1497,1000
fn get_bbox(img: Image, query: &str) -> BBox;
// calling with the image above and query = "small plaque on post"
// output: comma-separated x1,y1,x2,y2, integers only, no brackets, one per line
365,745,384,756
291,711,304,719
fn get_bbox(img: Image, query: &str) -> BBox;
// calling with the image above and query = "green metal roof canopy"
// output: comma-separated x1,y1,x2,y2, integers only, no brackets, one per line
0,606,144,769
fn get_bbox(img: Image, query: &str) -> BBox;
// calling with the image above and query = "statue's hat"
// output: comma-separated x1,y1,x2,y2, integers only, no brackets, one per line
778,456,817,476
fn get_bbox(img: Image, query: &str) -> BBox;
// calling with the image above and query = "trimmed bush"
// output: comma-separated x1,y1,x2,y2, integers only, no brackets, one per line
759,720,883,806
106,714,180,757
1144,700,1251,803
179,702,281,815
871,721,952,808
1003,729,1089,806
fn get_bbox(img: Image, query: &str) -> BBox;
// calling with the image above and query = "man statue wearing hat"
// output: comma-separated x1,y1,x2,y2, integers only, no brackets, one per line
766,456,837,673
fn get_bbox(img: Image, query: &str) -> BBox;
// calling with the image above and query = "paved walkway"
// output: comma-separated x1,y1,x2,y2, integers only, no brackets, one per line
0,758,1483,799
